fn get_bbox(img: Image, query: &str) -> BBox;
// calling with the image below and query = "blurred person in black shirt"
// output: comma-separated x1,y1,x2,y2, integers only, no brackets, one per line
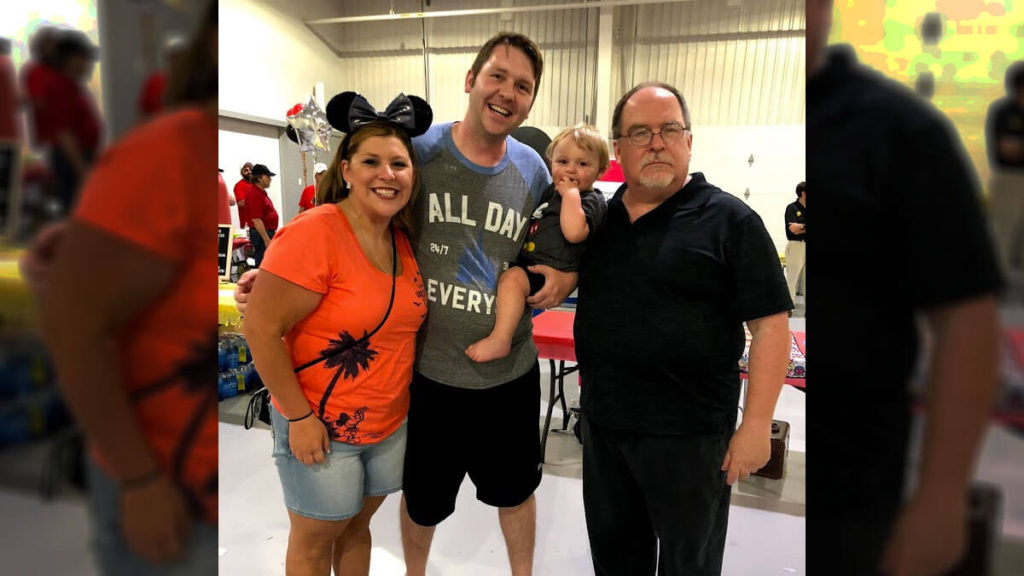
986,61,1024,281
784,181,806,309
807,1,1002,575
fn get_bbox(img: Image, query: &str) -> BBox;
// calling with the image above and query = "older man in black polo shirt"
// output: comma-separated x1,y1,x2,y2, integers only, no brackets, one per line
574,82,793,576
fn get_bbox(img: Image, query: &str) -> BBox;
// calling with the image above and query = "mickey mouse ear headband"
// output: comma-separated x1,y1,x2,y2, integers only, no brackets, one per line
326,92,433,138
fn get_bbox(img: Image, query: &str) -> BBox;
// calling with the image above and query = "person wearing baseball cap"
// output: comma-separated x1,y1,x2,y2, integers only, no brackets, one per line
246,164,279,267
298,162,329,213
251,163,276,178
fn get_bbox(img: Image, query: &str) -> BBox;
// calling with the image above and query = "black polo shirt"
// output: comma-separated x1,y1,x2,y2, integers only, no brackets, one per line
784,199,806,241
575,172,792,437
808,44,1002,568
986,96,1024,170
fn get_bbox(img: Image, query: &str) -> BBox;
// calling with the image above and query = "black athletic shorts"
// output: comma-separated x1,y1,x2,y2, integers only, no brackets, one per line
402,363,542,526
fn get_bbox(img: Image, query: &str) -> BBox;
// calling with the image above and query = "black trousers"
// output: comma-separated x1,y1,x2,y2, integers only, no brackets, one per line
249,227,275,268
49,146,93,216
582,417,732,576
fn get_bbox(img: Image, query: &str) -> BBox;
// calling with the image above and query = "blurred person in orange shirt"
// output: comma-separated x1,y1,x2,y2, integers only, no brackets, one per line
20,2,219,573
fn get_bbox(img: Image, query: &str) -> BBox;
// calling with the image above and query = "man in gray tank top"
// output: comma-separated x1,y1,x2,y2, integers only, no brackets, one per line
233,32,575,576
398,33,574,576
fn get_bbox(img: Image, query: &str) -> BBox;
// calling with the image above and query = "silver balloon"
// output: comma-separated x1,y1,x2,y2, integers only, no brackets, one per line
287,95,331,153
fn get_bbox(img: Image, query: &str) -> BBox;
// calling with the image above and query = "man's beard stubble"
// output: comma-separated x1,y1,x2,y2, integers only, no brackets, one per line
636,152,677,190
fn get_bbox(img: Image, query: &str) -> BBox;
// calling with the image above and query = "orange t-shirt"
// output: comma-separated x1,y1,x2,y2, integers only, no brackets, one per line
260,204,427,445
73,107,217,522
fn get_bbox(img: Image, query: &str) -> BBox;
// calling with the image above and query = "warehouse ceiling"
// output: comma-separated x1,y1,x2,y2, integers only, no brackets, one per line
254,0,707,56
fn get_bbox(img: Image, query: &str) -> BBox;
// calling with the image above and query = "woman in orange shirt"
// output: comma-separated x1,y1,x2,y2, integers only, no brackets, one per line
28,2,218,573
243,92,431,576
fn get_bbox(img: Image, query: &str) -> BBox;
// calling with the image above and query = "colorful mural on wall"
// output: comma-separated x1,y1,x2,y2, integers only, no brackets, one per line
830,0,1024,189
0,1,101,115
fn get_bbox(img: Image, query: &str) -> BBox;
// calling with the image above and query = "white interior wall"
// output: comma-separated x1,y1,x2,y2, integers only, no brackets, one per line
422,51,472,125
335,54,428,116
219,127,282,234
219,0,339,120
689,126,804,256
220,0,342,230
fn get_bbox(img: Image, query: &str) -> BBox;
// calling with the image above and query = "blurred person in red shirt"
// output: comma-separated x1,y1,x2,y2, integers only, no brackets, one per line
246,163,279,267
137,34,187,124
20,23,60,150
234,161,254,229
0,37,20,142
218,169,233,226
46,28,103,215
20,2,219,573
298,161,328,212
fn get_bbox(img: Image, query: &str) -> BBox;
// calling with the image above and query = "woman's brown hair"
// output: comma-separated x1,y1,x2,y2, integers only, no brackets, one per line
316,121,421,232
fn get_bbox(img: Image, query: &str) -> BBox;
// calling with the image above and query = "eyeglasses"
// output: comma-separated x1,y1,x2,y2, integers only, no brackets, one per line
619,123,689,147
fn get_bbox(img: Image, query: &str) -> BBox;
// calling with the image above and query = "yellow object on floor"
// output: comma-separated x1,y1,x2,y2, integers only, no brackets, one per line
4,251,243,330
0,250,37,329
219,282,242,328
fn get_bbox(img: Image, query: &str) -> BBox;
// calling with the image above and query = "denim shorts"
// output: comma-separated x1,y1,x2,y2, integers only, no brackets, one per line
88,458,218,576
271,405,406,521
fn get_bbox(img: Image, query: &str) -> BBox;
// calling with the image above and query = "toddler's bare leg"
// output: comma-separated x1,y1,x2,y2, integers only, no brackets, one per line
466,267,531,362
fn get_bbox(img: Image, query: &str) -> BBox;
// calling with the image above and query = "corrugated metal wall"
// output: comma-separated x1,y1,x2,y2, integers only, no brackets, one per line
324,17,427,110
316,0,803,129
614,0,805,127
334,53,428,110
323,0,598,127
509,6,599,129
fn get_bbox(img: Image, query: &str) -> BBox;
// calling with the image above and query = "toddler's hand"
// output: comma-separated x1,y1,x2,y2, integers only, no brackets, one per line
555,176,580,197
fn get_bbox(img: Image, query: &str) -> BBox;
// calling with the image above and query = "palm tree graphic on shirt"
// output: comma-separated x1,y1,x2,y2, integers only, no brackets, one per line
316,330,377,442
130,331,218,517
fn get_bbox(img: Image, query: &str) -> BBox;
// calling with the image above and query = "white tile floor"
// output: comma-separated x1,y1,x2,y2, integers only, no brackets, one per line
216,358,809,576
8,307,1024,575
218,414,807,576
0,488,96,575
